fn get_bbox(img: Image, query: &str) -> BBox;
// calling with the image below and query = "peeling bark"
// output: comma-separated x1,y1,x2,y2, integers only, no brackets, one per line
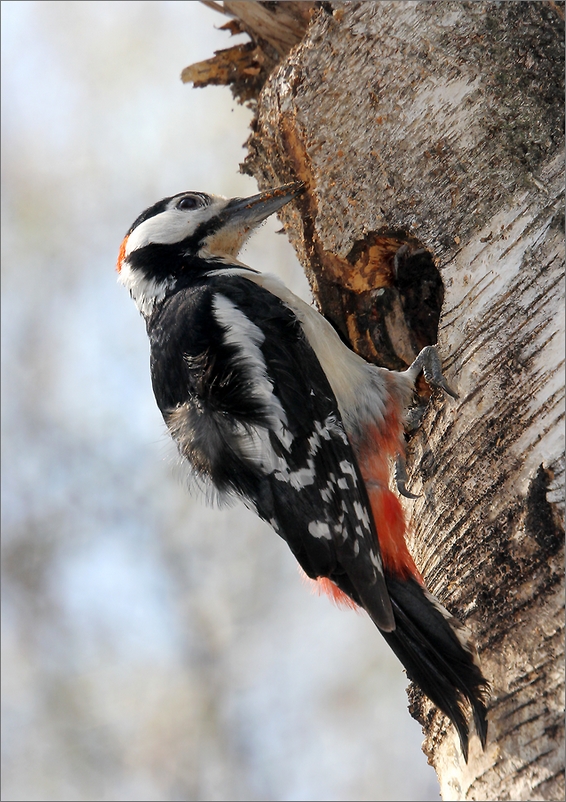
190,2,564,798
183,2,316,104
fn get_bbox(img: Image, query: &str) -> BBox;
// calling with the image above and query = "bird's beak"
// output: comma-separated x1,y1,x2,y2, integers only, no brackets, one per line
199,182,304,260
220,182,304,228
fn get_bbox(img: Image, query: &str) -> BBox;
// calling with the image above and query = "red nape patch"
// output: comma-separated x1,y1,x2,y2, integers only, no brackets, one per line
116,235,128,273
299,569,359,611
368,485,423,584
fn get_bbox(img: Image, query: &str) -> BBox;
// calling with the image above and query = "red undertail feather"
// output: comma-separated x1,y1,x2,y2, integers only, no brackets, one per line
301,569,359,610
368,485,423,583
313,576,360,610
358,404,423,584
306,396,488,758
308,398,422,606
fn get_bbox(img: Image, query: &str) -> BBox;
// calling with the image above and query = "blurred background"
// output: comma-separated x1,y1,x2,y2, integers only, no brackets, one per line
1,2,440,799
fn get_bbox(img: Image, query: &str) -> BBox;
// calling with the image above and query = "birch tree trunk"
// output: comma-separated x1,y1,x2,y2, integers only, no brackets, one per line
189,2,564,798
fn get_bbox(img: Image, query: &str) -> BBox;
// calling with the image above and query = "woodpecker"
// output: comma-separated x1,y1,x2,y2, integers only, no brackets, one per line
117,182,489,758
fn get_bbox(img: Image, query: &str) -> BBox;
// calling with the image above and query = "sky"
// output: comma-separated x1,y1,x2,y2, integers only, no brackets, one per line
1,2,440,800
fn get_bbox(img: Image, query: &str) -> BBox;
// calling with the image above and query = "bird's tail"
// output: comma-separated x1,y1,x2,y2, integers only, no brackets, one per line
319,416,489,758
382,573,489,761
358,444,489,760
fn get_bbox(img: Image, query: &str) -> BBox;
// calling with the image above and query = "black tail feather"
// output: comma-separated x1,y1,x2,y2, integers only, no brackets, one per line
381,576,489,761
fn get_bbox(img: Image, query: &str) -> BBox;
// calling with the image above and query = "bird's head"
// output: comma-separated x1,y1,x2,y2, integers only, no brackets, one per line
117,182,303,316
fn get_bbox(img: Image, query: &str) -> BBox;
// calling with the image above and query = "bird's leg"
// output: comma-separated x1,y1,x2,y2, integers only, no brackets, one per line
394,453,421,499
395,346,458,498
404,345,459,399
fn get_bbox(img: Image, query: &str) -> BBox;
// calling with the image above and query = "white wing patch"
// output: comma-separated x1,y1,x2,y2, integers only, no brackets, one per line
213,293,293,452
275,463,315,489
308,521,332,540
339,461,359,484
125,198,227,257
353,501,371,528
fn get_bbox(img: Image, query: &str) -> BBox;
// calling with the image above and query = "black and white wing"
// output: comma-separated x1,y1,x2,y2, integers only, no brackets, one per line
148,274,394,631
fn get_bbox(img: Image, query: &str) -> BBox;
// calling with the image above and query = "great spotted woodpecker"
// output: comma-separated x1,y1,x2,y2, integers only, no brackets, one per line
117,183,489,758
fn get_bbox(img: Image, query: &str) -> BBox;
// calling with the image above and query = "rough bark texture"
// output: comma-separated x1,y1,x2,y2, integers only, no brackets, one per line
190,2,565,799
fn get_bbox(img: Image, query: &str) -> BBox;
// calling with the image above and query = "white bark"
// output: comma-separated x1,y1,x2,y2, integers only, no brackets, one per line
239,2,565,799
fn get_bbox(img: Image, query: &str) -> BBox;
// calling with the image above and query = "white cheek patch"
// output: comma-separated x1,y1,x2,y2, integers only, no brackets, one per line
125,209,196,255
125,199,228,256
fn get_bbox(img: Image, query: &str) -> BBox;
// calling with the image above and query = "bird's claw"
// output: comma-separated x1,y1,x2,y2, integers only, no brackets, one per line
395,454,421,499
407,345,459,400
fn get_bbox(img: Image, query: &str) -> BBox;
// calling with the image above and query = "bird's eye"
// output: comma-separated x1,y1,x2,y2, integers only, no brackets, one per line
177,195,201,211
